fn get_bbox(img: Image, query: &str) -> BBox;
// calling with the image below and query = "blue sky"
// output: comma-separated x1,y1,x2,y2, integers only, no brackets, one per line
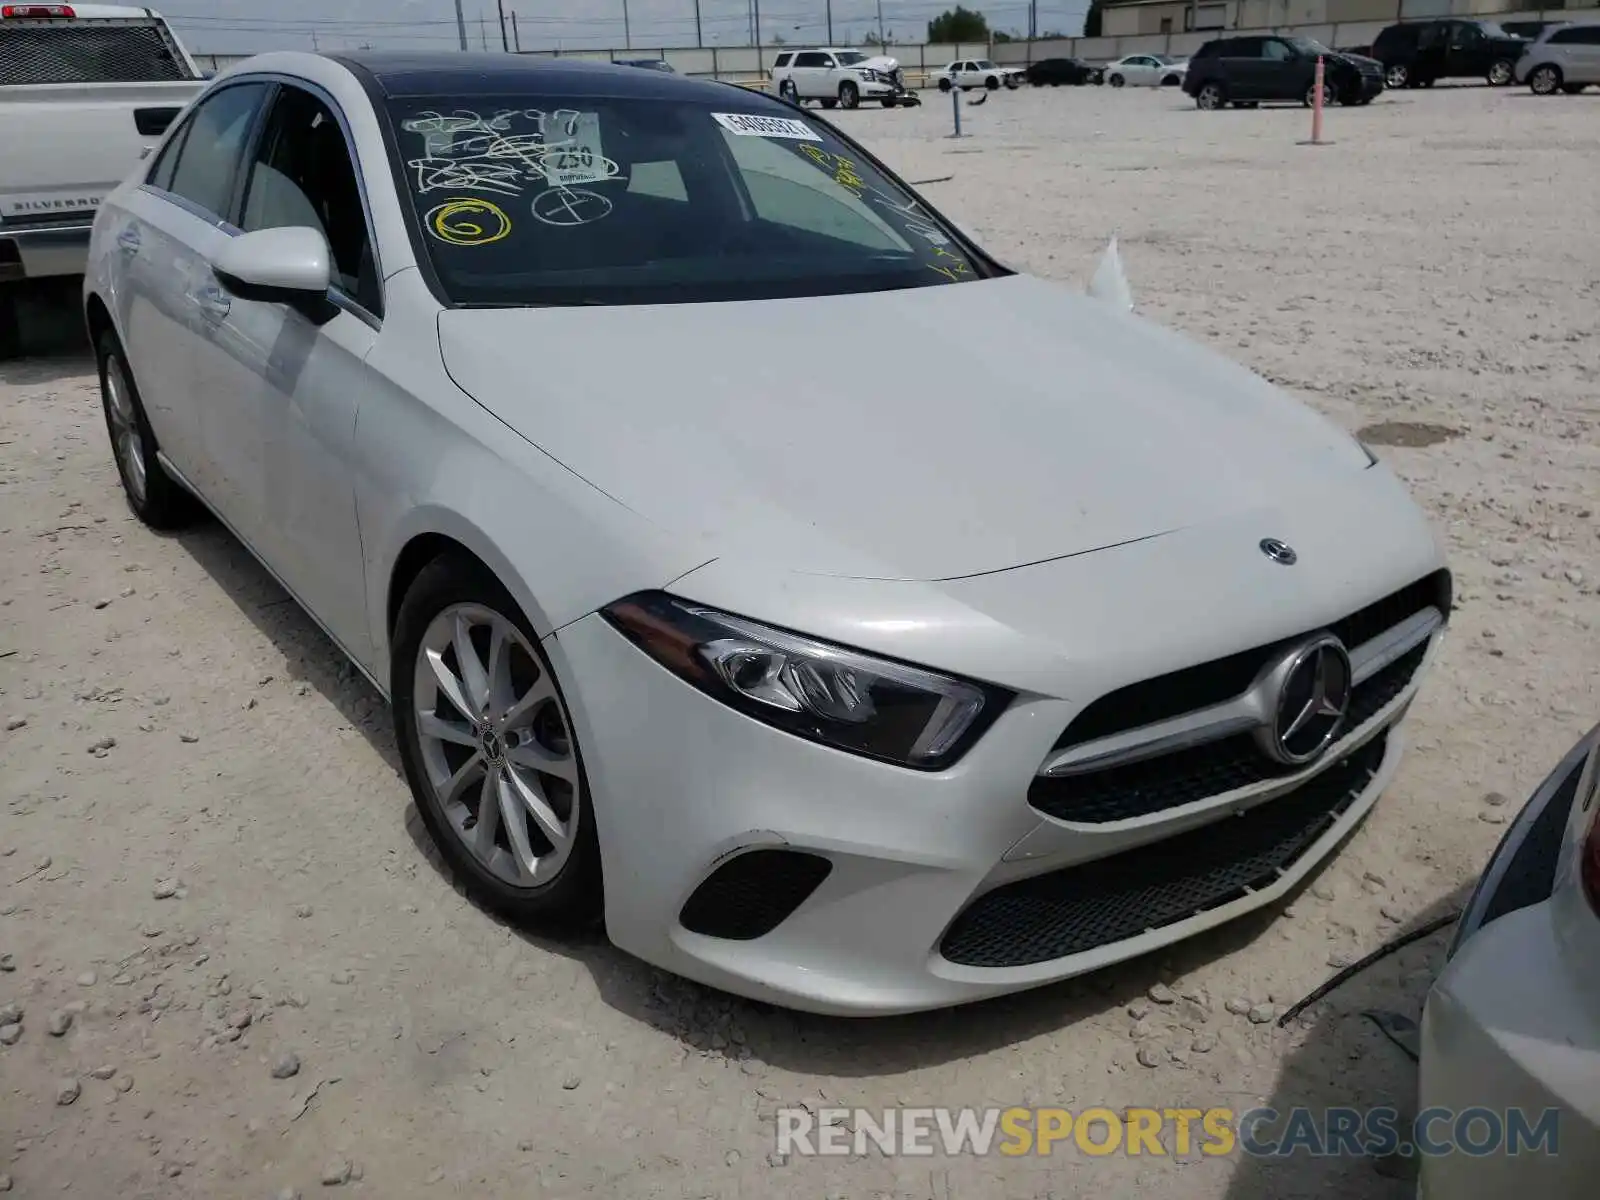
160,1,1091,54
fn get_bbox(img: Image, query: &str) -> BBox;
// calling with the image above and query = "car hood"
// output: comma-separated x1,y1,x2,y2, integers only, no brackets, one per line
436,275,1372,582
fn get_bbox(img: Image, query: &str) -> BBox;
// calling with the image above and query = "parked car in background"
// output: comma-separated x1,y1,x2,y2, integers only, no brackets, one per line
1023,56,1098,86
1515,21,1600,94
935,59,1020,91
1502,19,1566,41
1419,720,1600,1198
769,47,902,108
0,2,204,359
616,58,674,73
1101,53,1186,87
1370,19,1529,88
1184,35,1384,110
85,49,1451,1017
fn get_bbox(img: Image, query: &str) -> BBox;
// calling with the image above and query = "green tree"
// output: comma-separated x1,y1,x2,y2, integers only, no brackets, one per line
927,6,990,42
1083,0,1104,38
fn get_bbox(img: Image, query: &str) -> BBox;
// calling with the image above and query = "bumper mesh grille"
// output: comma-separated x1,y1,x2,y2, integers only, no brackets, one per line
1029,640,1426,824
0,20,194,86
679,848,832,941
941,734,1388,969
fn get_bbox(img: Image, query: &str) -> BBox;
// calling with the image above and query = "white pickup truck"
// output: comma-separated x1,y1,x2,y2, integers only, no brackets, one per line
1,3,204,357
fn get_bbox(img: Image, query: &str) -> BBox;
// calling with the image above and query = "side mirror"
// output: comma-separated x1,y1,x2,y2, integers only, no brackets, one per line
211,226,332,306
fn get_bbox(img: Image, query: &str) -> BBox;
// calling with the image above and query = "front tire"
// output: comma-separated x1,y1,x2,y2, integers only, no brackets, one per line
937,76,952,92
1304,80,1337,107
1385,63,1408,88
838,81,859,109
1161,74,1181,86
1109,73,1125,87
1196,81,1226,110
1487,58,1514,86
985,75,1000,91
95,330,200,529
1529,64,1562,95
392,554,602,925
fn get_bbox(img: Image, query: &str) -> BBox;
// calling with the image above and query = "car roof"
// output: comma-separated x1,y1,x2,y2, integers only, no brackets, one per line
327,50,760,104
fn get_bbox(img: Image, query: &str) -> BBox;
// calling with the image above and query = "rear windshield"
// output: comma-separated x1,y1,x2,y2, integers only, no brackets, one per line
385,95,989,307
0,18,194,85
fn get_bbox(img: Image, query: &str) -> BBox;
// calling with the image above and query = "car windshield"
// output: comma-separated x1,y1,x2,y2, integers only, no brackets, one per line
835,51,868,65
1289,37,1333,55
1478,21,1509,37
385,95,986,307
975,59,996,69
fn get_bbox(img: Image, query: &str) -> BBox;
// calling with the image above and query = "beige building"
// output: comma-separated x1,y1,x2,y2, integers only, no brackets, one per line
1099,0,1554,37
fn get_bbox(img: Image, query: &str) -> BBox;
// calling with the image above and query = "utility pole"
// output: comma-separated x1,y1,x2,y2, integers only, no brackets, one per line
622,0,631,49
825,0,832,43
511,10,520,51
479,14,488,49
875,0,884,46
453,0,468,50
310,28,320,50
693,0,702,47
496,0,508,50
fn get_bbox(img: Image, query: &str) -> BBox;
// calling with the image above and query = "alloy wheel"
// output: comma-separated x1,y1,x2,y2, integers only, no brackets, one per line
104,353,148,505
1530,65,1559,95
411,603,581,889
1197,83,1224,110
1488,59,1513,85
1385,64,1407,88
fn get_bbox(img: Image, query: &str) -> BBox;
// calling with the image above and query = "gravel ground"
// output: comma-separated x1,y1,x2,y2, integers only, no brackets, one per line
2,81,1598,1199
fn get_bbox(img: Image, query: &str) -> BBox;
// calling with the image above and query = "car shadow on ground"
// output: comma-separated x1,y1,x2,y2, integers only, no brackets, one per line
1,277,93,385
169,506,1461,1079
1221,883,1470,1200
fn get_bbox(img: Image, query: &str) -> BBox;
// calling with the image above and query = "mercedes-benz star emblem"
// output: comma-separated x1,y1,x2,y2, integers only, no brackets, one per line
1253,635,1353,766
1259,538,1298,565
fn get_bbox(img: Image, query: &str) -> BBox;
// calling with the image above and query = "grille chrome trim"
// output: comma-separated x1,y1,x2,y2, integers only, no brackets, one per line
1038,606,1442,779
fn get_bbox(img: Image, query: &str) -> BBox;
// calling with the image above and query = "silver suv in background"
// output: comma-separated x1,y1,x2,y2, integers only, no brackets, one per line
1516,21,1600,93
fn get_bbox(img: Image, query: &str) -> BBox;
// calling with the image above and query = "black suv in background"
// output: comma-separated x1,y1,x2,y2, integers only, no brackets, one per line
1183,35,1385,110
1371,19,1529,88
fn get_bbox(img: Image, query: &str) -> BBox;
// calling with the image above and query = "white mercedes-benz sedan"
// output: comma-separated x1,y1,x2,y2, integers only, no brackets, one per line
83,50,1451,1015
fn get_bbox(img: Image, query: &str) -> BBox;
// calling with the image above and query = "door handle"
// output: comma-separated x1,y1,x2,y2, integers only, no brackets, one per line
116,227,141,255
190,284,231,320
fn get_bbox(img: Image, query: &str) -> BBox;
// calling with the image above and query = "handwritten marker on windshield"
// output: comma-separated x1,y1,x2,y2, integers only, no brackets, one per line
1087,236,1133,313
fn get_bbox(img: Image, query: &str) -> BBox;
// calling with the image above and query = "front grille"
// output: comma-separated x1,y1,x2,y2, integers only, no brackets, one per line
1029,640,1426,823
941,734,1388,968
0,19,194,85
1055,570,1450,752
678,848,832,941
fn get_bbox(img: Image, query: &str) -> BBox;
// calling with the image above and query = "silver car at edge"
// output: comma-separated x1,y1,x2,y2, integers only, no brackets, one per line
1514,21,1600,94
84,50,1450,1015
1418,721,1600,1195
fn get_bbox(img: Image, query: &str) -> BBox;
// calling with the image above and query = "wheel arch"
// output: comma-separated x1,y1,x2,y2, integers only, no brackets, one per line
84,291,115,348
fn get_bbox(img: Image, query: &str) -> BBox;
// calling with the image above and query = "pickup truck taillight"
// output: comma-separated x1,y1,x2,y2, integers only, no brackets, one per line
1,4,77,16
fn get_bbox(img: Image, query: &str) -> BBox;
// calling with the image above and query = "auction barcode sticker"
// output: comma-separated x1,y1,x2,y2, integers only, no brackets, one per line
712,112,822,141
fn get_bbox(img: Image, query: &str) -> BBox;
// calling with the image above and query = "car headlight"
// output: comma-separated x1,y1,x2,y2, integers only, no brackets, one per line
860,68,879,81
602,592,1011,770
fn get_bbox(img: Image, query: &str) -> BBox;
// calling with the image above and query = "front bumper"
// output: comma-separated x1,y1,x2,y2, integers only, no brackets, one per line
551,579,1446,1015
1418,723,1600,1197
0,221,93,283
